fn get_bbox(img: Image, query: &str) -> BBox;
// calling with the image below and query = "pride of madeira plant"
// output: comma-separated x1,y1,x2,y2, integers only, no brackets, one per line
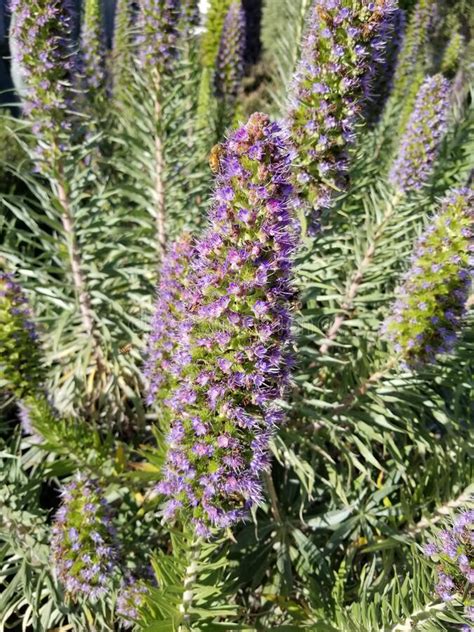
0,0,473,630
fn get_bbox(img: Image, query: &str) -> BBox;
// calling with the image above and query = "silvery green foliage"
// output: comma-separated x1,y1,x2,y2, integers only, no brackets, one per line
0,0,473,630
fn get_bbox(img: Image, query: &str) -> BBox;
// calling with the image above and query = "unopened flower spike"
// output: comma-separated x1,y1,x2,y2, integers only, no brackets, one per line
149,113,298,535
390,0,435,103
0,271,42,399
136,0,182,77
214,1,246,106
287,0,396,232
51,474,118,600
80,0,107,94
383,187,474,366
389,74,451,193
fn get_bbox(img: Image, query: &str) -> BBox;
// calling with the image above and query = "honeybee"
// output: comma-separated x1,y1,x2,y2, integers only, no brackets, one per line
209,143,224,173
119,343,133,355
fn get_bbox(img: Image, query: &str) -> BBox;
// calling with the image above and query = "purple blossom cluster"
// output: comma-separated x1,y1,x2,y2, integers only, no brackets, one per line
9,0,74,166
116,576,149,628
214,1,246,104
0,272,42,398
51,474,118,599
383,187,473,366
137,0,181,76
424,509,473,629
389,74,451,192
80,0,107,93
287,0,395,232
145,112,297,535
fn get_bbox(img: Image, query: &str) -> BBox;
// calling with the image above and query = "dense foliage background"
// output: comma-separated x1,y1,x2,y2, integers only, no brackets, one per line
0,0,473,630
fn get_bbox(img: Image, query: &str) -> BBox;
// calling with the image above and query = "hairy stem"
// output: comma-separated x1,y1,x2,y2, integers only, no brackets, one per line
55,173,104,368
178,537,201,631
320,192,402,354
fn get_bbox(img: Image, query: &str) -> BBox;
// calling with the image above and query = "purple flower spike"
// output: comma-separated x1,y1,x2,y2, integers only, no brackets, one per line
287,0,396,231
147,113,297,534
214,1,246,104
424,508,474,619
383,187,473,366
389,74,451,193
0,271,42,398
9,0,75,167
80,0,107,93
136,0,181,76
50,474,118,599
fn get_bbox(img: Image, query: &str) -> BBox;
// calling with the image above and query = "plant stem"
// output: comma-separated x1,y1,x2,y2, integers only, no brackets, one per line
178,536,201,631
320,192,402,354
263,470,283,525
330,356,398,415
55,171,105,369
153,76,166,259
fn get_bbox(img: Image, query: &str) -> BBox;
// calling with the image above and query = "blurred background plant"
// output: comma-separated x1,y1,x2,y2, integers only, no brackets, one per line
0,0,473,630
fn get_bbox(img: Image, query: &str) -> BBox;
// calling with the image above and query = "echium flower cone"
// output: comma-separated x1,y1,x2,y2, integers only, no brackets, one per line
80,0,107,93
287,0,395,231
51,474,118,599
137,0,181,76
214,1,246,105
0,272,42,398
389,74,451,193
9,0,74,166
149,113,297,536
383,187,474,366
